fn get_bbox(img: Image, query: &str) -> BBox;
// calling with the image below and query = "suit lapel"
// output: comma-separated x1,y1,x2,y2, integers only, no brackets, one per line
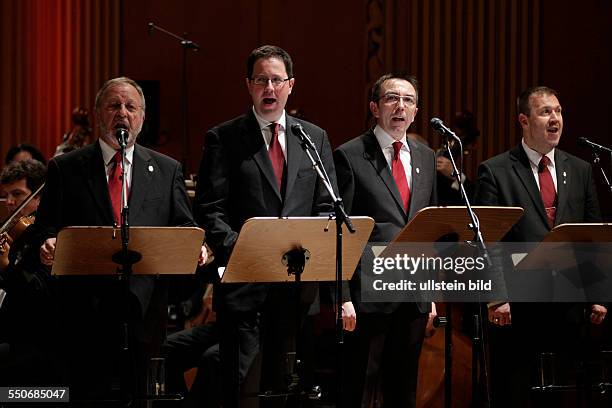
363,130,406,216
245,112,283,202
284,116,302,201
85,141,115,225
129,145,153,221
510,145,550,228
554,150,569,225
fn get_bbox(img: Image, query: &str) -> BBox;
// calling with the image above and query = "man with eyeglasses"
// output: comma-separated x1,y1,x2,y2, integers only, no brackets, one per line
193,45,352,407
333,73,437,408
33,76,205,402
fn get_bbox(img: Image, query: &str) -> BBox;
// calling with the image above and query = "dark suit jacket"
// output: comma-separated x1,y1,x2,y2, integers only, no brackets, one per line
194,110,336,313
476,144,601,241
34,140,196,315
475,144,603,329
334,129,437,314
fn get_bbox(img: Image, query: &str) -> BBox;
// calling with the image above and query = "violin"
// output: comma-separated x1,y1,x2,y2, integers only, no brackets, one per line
0,183,45,271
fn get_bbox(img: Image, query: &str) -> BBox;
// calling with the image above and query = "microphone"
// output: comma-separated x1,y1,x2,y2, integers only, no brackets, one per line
430,117,460,142
115,127,128,148
577,137,612,153
291,123,316,150
147,22,154,36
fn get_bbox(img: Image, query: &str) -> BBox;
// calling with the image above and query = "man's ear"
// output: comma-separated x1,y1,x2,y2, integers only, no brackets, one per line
518,113,529,128
369,101,379,118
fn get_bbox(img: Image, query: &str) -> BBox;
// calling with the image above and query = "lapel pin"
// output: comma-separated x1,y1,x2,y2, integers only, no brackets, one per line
148,165,154,172
563,171,567,184
416,167,420,174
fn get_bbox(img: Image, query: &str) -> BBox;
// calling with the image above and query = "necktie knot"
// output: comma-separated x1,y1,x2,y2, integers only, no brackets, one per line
270,122,280,139
538,155,550,173
392,141,403,160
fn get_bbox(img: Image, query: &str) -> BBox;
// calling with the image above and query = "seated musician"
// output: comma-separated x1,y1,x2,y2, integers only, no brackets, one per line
0,158,55,385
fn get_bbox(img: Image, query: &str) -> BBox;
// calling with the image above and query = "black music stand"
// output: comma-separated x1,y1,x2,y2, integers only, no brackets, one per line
382,206,524,408
52,226,204,407
222,216,374,406
514,223,612,402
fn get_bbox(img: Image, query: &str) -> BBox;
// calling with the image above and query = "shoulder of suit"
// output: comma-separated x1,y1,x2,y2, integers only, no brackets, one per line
479,146,516,169
409,139,435,156
135,144,179,167
335,130,373,154
556,148,590,169
208,112,252,135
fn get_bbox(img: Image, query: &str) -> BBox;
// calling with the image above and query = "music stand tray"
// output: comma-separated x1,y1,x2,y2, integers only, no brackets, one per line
515,223,612,272
392,205,524,243
52,226,204,276
223,216,374,283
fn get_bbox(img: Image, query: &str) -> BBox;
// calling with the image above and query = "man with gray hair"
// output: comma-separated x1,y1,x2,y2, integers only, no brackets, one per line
34,76,206,403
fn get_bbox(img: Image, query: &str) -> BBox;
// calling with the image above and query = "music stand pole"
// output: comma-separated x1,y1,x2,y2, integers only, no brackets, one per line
440,132,492,408
293,129,354,408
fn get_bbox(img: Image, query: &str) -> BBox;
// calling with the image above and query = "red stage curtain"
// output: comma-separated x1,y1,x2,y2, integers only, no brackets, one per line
0,0,121,163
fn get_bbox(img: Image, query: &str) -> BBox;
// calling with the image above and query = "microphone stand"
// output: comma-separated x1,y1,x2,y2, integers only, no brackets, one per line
148,22,200,176
111,136,142,405
587,149,612,195
440,131,492,408
293,126,354,408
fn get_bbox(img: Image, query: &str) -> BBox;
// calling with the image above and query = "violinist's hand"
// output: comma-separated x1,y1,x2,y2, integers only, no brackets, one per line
40,238,56,266
198,245,208,266
342,301,357,332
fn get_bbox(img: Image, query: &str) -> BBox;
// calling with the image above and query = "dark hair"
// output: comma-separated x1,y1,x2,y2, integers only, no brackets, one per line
5,143,46,165
517,86,559,116
246,45,294,79
0,158,46,192
370,73,419,104
94,77,146,112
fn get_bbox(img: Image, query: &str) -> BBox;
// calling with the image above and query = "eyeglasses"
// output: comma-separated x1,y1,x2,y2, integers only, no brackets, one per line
104,102,142,113
380,93,417,106
250,76,291,88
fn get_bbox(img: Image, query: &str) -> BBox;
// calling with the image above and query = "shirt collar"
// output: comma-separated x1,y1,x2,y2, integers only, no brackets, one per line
373,125,409,152
521,138,555,168
99,138,135,166
252,107,287,132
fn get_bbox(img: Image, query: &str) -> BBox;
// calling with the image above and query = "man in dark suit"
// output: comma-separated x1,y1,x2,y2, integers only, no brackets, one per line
334,73,437,408
34,77,206,401
194,45,354,408
475,86,607,406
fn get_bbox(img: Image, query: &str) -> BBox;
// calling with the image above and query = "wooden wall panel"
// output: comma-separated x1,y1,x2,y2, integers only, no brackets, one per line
367,0,541,178
0,0,120,163
121,0,367,173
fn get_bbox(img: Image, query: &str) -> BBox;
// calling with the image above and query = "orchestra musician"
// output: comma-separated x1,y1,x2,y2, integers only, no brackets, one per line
0,158,53,385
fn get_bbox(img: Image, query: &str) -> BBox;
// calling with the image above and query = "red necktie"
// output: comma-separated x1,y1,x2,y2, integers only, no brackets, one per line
108,152,128,225
538,155,557,227
268,123,285,191
392,141,411,211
